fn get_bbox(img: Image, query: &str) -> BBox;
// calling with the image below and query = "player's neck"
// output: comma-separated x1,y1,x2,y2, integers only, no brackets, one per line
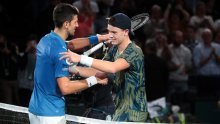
54,28,68,41
118,37,131,53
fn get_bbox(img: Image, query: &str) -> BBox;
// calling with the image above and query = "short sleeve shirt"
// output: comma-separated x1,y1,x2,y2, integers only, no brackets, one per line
104,42,148,121
29,31,69,116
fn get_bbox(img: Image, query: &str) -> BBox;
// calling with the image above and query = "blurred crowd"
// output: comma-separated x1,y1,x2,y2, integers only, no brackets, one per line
1,0,220,123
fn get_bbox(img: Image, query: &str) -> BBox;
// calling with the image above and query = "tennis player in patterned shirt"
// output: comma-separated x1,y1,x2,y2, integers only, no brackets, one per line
60,13,148,122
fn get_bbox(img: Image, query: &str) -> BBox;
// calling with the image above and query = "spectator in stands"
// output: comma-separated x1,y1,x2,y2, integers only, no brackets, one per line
155,33,172,61
17,35,38,107
189,1,215,41
193,28,220,100
143,4,166,39
0,34,19,105
168,30,192,109
94,0,114,34
184,25,199,53
73,0,99,38
164,1,190,35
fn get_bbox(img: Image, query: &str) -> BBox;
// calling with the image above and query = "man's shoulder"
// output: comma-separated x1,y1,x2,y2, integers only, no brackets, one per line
194,42,203,49
181,44,191,53
39,32,55,42
127,43,144,56
212,42,220,47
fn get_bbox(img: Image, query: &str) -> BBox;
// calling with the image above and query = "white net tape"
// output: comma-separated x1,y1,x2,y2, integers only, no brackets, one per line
0,102,149,124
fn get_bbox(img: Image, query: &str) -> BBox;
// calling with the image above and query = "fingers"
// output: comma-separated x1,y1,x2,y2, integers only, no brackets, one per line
59,50,73,60
59,52,68,60
59,52,67,55
97,78,108,85
59,49,72,54
59,54,71,60
69,65,79,74
102,79,108,85
100,82,108,85
97,33,110,41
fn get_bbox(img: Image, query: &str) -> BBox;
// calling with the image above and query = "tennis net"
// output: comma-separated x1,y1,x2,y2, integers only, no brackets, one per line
0,102,149,124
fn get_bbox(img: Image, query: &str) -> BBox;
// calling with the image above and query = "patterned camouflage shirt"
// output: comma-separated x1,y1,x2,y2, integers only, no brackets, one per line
104,42,148,122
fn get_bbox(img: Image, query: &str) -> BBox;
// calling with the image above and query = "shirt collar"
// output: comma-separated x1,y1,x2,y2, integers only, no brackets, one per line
50,30,67,47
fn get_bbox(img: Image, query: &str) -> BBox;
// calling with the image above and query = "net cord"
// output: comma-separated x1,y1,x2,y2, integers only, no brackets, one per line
0,102,149,124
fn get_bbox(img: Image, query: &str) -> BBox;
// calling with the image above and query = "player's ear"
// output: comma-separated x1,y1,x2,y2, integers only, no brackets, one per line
63,21,70,29
124,29,129,36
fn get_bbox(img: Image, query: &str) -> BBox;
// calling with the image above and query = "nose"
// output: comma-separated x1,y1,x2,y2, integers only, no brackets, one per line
109,35,113,39
76,22,79,28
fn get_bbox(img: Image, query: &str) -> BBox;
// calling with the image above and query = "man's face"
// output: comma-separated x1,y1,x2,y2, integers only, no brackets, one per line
107,24,127,45
202,31,212,44
174,31,183,46
67,15,79,36
186,27,195,39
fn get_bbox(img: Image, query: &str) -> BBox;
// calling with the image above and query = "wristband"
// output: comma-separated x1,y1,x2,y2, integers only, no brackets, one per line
86,76,97,87
88,35,99,45
80,55,93,67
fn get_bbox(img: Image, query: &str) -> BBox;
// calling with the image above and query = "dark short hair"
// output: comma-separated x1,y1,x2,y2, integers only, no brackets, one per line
53,3,79,28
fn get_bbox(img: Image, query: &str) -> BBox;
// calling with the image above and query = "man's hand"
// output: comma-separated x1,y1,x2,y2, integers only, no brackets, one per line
97,33,111,43
69,65,79,75
96,76,108,85
60,49,81,63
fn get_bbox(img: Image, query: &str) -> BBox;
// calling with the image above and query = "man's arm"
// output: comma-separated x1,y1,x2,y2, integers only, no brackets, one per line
199,47,216,67
67,34,109,51
57,76,107,95
69,59,128,78
213,49,220,64
73,54,130,73
69,66,103,77
91,58,130,73
69,66,111,84
60,50,130,73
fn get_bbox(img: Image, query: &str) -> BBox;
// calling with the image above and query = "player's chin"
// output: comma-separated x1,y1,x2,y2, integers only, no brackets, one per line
70,31,75,36
111,41,118,45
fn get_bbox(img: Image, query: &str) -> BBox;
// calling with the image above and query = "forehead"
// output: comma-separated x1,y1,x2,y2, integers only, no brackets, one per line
107,24,123,32
202,29,212,36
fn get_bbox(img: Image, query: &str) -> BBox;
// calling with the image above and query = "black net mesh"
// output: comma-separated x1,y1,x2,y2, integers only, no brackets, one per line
0,107,29,124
